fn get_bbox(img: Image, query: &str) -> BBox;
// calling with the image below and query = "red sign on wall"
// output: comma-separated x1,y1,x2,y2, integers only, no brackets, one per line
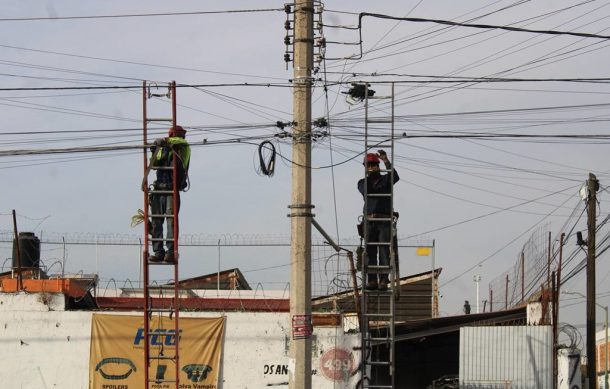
292,314,312,339
320,348,356,382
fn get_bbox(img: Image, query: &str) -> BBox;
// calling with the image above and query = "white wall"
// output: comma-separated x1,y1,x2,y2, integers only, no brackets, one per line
0,292,361,389
557,348,582,389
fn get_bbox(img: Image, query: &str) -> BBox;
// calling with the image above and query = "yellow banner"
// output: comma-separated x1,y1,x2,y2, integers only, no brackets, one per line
416,247,431,256
89,314,225,389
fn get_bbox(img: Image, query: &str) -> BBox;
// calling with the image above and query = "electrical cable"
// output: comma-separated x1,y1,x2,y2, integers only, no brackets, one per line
353,12,610,61
0,43,288,81
328,3,608,119
0,82,294,92
439,185,582,288
0,8,284,22
320,43,342,244
257,141,276,177
406,183,580,241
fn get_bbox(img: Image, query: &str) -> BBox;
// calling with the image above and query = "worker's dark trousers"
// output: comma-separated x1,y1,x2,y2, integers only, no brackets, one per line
365,220,391,284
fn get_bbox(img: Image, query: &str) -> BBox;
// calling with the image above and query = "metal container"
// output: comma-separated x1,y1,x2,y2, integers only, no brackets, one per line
460,325,553,388
12,232,41,268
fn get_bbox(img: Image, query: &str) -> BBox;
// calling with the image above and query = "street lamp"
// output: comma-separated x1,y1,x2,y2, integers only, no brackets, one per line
564,290,608,389
473,275,482,314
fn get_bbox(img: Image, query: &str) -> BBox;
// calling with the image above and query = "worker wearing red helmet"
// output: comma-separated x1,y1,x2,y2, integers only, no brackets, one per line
357,149,399,290
145,125,191,263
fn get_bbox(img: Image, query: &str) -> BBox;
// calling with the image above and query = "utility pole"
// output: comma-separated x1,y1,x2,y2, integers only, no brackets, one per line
586,173,598,389
289,2,313,389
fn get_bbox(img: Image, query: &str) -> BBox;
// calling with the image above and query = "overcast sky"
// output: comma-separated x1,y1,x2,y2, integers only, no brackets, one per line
1,1,610,344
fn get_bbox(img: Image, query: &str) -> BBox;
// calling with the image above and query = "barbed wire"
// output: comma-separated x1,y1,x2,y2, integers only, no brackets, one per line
0,229,434,247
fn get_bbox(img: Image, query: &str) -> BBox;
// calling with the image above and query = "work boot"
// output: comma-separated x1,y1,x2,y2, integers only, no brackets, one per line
148,251,164,262
163,251,175,263
365,280,378,290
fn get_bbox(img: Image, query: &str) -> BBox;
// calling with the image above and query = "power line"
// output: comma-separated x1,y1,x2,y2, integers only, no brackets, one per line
0,43,288,81
354,13,610,62
0,82,293,92
405,184,580,240
439,187,582,288
324,73,610,83
0,8,283,22
2,77,609,94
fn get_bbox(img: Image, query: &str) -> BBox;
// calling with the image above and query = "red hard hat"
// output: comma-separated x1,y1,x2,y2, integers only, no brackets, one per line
364,153,379,164
169,125,186,137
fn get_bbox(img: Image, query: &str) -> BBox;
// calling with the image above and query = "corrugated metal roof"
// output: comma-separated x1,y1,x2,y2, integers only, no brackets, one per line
312,268,441,321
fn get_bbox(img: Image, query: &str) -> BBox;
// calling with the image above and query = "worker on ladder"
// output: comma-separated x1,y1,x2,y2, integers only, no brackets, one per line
357,149,399,290
144,125,191,263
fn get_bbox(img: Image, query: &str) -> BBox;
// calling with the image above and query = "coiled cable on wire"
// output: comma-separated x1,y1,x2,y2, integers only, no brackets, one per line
258,140,276,177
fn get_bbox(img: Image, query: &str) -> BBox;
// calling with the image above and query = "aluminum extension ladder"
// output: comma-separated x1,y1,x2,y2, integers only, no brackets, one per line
360,82,398,389
142,80,181,388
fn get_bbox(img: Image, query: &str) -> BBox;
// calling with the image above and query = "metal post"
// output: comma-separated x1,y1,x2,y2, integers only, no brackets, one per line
547,231,552,289
505,275,509,310
521,251,525,303
587,173,598,389
473,275,481,314
604,305,608,389
217,239,221,294
552,272,557,389
432,239,437,317
289,2,313,389
490,289,493,312
141,81,151,388
11,210,23,291
138,238,142,289
62,236,67,278
554,233,564,389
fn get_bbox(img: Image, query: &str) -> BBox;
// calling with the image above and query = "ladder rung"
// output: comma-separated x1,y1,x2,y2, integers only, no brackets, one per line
151,166,174,170
367,265,392,269
364,312,393,318
149,214,175,218
364,292,393,297
148,308,176,312
363,384,393,389
366,193,392,197
149,238,173,242
367,337,391,342
366,242,392,246
367,218,393,223
146,285,181,290
149,355,176,360
367,360,391,366
147,118,173,122
149,190,174,195
365,270,391,275
365,142,393,148
148,261,176,266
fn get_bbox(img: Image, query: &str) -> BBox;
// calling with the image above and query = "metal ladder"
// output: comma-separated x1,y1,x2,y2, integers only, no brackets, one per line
142,80,181,388
360,83,397,389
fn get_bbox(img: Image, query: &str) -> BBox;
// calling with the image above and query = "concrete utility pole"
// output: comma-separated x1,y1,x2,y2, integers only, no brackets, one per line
473,275,481,314
586,173,598,389
289,1,313,389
